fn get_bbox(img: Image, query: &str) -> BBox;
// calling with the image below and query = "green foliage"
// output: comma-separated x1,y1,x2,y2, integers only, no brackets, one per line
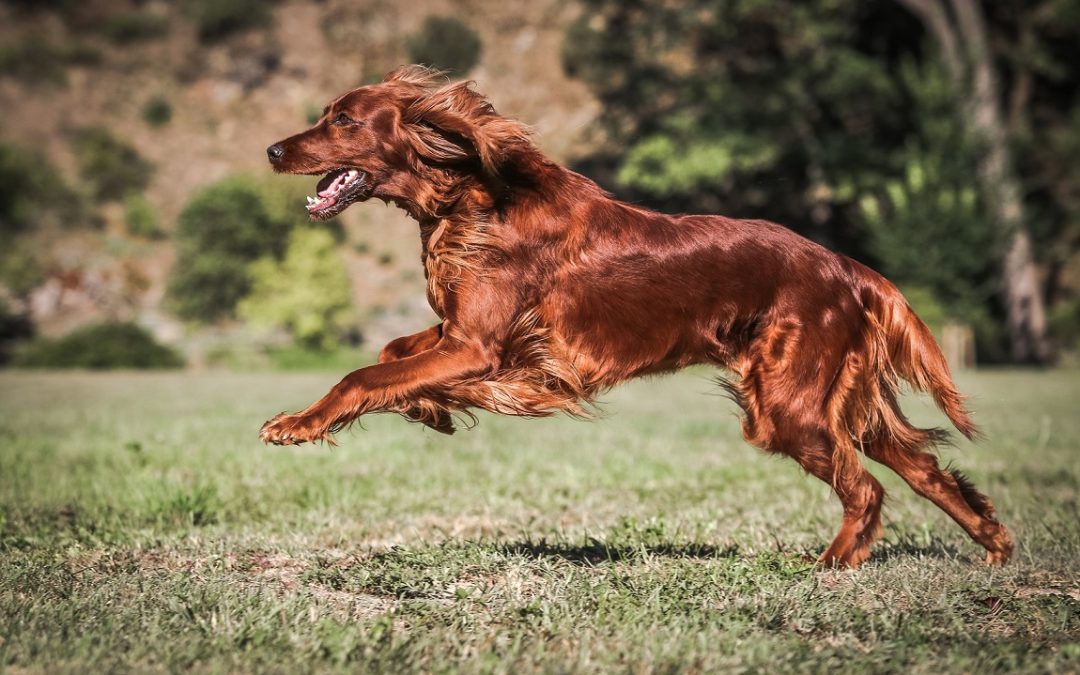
239,227,354,350
167,175,338,323
167,176,290,322
0,142,87,239
102,11,169,44
407,16,482,75
898,286,950,336
0,299,34,365
140,95,172,127
0,143,57,294
122,194,161,239
185,0,274,43
856,62,1005,360
0,238,45,297
1049,298,1080,352
12,322,184,369
71,127,152,202
859,156,991,307
0,143,59,236
562,0,910,238
561,0,1063,363
617,134,778,198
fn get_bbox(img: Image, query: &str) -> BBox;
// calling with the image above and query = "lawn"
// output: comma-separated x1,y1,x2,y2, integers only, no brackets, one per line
1,368,1077,673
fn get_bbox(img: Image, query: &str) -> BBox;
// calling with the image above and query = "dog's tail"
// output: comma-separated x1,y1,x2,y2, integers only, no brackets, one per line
861,276,978,442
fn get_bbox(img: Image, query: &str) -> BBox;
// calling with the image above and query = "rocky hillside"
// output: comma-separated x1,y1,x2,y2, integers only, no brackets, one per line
0,0,598,356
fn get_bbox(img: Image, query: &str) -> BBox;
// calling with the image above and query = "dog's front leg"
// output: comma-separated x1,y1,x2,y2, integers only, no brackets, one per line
377,323,457,433
259,337,496,445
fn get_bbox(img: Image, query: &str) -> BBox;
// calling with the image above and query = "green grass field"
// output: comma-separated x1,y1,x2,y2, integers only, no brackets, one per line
1,369,1077,673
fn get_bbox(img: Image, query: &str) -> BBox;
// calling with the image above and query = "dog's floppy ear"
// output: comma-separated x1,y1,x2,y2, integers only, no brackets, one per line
400,79,531,177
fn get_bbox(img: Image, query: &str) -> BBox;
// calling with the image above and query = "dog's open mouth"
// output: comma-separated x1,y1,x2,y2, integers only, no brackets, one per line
306,168,367,220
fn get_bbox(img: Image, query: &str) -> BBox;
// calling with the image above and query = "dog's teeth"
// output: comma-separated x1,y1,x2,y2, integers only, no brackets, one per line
306,196,315,204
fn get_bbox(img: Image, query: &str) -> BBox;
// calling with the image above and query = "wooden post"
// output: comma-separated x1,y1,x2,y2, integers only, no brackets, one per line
941,321,976,371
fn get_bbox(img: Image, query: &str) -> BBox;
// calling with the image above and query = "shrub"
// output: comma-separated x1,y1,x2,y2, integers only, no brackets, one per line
185,0,273,43
72,127,152,201
167,176,291,322
1050,298,1080,353
407,16,482,75
0,144,56,236
239,227,354,350
141,95,172,127
0,238,45,297
123,194,161,238
103,12,169,44
0,142,87,235
0,299,34,365
12,322,184,369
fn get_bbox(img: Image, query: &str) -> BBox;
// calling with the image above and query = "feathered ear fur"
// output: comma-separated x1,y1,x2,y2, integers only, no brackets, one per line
385,66,533,177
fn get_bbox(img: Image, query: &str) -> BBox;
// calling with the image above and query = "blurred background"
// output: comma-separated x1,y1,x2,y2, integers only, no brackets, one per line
2,0,1079,372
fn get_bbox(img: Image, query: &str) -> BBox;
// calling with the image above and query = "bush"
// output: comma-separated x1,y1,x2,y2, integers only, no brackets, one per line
72,127,152,201
0,299,34,365
1050,298,1080,353
123,194,161,238
1,144,56,236
141,95,172,127
185,0,273,43
0,237,45,297
103,12,169,44
407,16,482,75
12,322,184,369
0,142,88,237
167,176,292,322
239,227,354,350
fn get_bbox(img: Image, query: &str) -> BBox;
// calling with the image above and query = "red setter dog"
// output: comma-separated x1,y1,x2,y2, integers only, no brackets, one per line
262,66,1013,568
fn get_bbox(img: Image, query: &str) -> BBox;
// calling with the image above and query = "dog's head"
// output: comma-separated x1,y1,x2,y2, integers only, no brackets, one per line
266,65,532,220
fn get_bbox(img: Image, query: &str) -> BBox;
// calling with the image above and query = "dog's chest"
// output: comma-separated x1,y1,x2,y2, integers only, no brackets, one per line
420,218,484,318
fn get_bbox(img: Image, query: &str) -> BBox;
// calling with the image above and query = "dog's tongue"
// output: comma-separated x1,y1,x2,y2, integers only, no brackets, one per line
316,171,346,197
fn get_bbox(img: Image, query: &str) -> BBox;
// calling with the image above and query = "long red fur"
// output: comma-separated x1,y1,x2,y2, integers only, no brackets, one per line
260,66,1013,568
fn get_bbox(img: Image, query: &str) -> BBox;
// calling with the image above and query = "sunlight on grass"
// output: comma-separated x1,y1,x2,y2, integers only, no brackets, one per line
1,369,1077,672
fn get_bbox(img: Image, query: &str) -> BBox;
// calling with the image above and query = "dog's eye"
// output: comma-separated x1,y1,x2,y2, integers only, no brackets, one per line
331,112,354,126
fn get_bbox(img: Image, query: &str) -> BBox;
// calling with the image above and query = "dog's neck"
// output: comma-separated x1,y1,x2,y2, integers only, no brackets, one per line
387,156,593,240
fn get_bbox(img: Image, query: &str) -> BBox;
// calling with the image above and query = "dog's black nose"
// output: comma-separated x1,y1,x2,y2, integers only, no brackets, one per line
266,144,285,163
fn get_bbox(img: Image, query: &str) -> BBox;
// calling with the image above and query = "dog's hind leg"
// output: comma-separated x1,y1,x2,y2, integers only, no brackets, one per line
734,392,886,567
727,322,885,568
863,408,1014,565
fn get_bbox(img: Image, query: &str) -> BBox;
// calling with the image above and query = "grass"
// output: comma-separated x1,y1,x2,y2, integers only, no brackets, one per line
0,368,1077,673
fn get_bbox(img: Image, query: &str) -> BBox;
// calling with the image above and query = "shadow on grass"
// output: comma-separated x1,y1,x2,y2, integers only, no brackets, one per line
868,536,969,564
499,538,742,565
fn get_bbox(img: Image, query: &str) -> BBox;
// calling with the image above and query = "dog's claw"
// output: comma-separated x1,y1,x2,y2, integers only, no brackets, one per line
259,412,327,446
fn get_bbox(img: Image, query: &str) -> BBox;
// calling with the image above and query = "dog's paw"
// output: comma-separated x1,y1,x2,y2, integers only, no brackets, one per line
259,412,334,446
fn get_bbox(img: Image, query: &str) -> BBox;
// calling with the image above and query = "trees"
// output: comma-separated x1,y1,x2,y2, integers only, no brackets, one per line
563,0,1080,363
562,0,925,249
895,0,1049,362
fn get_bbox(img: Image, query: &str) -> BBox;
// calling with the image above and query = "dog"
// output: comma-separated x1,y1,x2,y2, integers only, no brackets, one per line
261,66,1013,568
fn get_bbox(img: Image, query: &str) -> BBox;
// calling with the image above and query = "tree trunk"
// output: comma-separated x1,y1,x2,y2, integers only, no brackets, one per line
896,0,1050,363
